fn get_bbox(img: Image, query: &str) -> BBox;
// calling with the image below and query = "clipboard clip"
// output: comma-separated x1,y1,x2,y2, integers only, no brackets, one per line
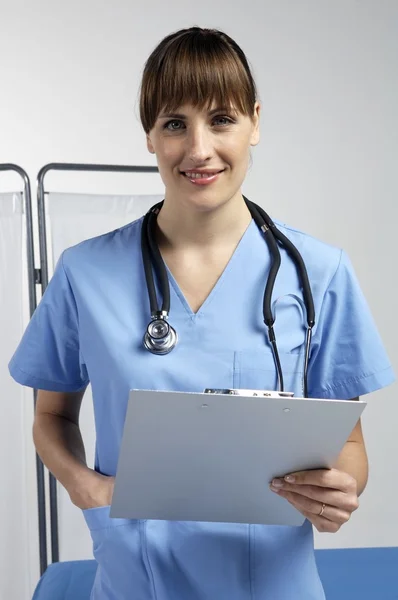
204,388,295,398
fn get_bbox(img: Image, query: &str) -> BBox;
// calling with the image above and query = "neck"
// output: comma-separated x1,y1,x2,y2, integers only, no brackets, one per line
156,192,252,251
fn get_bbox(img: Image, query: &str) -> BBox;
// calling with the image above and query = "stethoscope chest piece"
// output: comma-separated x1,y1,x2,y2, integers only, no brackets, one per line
143,314,178,355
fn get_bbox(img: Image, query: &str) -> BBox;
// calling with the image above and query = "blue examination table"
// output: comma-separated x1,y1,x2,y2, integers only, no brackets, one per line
32,547,398,599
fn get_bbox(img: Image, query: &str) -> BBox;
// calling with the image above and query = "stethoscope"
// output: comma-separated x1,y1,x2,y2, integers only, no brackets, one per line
141,197,315,398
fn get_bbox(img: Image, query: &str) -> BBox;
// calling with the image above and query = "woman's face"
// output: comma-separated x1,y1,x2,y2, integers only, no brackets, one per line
146,101,260,212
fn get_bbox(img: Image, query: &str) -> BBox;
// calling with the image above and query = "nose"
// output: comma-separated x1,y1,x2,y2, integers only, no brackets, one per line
185,124,213,164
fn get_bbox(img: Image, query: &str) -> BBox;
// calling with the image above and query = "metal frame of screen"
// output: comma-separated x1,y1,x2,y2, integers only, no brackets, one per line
0,163,49,574
36,162,159,569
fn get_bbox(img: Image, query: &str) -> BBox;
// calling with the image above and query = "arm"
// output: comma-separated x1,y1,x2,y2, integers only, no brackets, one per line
34,389,114,509
333,415,368,496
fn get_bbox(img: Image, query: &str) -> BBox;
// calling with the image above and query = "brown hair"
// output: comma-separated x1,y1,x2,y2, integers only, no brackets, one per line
139,27,258,134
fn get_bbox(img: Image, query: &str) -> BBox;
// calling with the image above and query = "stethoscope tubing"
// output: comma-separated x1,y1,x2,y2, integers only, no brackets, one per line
141,199,315,397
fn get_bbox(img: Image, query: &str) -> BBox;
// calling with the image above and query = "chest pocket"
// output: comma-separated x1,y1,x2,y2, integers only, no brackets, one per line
233,349,305,396
232,291,308,395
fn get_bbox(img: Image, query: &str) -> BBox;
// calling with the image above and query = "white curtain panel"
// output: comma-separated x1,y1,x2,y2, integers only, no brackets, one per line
47,192,163,561
1,192,35,599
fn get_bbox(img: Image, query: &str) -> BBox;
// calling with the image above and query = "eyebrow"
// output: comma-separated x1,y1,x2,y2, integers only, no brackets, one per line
158,107,234,119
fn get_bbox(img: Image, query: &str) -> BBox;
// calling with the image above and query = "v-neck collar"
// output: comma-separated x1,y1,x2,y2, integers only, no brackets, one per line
165,219,256,320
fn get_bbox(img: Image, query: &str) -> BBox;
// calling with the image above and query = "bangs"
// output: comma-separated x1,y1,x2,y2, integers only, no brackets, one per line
140,28,257,133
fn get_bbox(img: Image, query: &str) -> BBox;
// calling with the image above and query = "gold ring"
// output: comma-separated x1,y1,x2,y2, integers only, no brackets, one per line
318,503,326,517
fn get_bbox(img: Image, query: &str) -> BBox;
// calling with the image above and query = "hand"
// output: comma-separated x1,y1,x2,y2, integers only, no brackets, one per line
269,468,359,533
69,470,115,511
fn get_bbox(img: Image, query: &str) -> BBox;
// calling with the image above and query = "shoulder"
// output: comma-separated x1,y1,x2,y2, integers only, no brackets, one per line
273,218,344,285
61,216,144,271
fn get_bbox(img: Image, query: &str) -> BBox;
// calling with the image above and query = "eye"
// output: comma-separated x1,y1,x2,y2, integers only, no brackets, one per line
164,120,184,131
213,116,234,126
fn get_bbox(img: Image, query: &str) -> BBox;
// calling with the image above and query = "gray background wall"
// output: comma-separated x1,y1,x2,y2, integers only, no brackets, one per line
0,1,397,597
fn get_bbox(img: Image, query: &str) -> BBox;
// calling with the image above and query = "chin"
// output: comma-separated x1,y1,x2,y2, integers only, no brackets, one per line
184,194,233,213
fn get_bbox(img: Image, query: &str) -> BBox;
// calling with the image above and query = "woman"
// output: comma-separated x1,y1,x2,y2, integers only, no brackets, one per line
9,27,394,600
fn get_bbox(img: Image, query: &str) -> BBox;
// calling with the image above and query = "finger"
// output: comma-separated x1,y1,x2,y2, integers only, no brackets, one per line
283,468,357,493
299,508,342,534
282,491,351,528
270,481,359,513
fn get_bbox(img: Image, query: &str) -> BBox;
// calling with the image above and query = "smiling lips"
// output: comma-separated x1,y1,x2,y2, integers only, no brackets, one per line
181,169,225,185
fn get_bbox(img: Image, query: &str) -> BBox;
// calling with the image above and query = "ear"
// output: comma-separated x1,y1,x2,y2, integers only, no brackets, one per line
146,134,155,154
250,102,261,147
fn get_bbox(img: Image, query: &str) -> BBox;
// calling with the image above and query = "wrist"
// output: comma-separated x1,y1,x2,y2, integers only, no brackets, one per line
67,468,114,510
66,465,98,507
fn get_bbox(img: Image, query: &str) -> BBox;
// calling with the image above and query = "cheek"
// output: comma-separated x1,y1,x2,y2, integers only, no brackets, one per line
228,145,250,174
222,134,251,163
153,145,181,181
157,142,182,168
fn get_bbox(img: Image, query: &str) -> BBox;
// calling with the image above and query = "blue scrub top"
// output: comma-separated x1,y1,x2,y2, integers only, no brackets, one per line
9,216,395,600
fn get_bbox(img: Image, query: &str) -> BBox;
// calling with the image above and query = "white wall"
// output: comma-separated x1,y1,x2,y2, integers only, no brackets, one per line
1,1,397,597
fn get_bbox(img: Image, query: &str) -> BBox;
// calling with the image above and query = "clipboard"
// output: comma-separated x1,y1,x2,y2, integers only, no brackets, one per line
110,389,366,526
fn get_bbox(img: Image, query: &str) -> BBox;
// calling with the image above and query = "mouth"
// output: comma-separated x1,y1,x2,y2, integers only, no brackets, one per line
180,169,225,185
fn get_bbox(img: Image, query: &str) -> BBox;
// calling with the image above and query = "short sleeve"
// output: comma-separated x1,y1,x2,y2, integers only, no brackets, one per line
309,249,395,399
8,251,89,392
